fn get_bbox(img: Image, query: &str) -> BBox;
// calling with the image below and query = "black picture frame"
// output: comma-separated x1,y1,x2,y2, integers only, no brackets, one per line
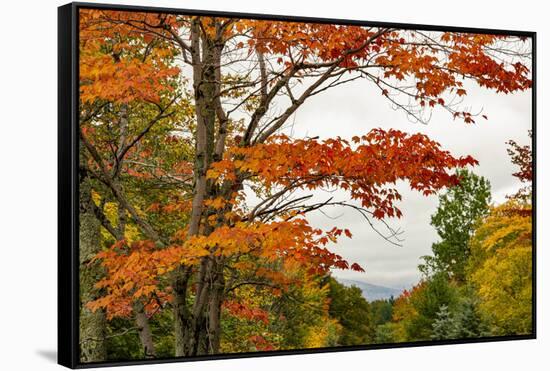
58,2,537,368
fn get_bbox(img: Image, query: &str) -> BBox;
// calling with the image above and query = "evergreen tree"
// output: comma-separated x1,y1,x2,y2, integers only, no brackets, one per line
431,305,457,340
452,298,489,338
406,273,459,340
430,296,489,340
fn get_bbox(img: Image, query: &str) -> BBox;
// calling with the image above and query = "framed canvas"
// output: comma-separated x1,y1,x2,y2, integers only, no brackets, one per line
58,2,536,368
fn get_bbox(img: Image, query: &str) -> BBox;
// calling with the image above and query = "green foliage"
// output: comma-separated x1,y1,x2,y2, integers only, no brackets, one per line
221,275,342,352
104,311,176,360
105,318,143,361
431,294,489,340
370,299,394,325
406,273,459,341
375,323,398,344
274,280,338,349
220,310,278,353
150,310,175,358
430,304,456,340
452,295,489,339
420,169,491,282
327,278,375,346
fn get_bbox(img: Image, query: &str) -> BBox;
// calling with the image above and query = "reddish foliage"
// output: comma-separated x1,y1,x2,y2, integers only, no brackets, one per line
223,300,270,325
209,129,478,220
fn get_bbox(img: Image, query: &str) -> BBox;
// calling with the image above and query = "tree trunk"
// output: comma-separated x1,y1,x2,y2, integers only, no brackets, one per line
173,20,224,357
207,257,225,354
134,303,156,358
79,170,107,362
173,266,191,357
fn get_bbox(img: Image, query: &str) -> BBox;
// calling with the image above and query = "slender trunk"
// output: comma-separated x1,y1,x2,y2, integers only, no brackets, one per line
183,257,212,355
79,168,107,362
173,20,225,357
133,303,156,358
207,257,225,354
110,104,159,358
173,267,191,357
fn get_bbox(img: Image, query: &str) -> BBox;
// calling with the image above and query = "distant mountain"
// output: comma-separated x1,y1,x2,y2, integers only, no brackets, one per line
337,278,404,302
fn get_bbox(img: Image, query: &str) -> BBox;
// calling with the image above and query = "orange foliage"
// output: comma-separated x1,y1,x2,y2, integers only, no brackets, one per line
209,129,477,219
86,240,177,319
80,10,532,122
80,10,532,322
79,9,180,104
241,22,531,121
88,217,364,317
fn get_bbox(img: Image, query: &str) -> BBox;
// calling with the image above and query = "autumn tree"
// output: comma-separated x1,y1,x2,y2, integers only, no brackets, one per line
78,9,190,360
467,132,533,335
467,200,532,335
507,130,533,202
77,8,532,359
387,286,418,342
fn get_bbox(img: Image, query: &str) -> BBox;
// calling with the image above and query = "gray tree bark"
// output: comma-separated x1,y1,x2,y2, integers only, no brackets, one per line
79,169,107,362
134,303,156,358
173,19,218,357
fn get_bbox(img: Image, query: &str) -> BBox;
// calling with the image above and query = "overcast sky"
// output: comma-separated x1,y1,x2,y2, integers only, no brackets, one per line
267,76,532,290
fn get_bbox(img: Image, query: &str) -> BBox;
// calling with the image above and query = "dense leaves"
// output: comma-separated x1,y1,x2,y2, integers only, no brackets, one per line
468,200,532,335
419,170,491,281
76,8,532,361
327,278,375,345
209,130,477,219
